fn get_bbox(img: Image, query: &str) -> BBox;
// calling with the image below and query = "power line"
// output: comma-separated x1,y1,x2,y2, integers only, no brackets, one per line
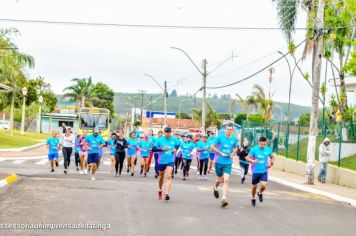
205,37,309,90
0,18,354,31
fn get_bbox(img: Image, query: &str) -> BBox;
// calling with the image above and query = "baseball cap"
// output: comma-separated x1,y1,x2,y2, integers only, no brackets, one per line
164,127,172,133
94,128,99,133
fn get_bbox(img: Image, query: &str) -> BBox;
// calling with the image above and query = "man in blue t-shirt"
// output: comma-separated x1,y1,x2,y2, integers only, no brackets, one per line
46,130,60,173
85,128,105,180
246,136,275,207
211,123,238,208
153,127,177,201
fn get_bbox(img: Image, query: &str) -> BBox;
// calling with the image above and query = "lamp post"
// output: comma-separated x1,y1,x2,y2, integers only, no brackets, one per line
178,99,187,128
38,95,43,133
20,87,28,135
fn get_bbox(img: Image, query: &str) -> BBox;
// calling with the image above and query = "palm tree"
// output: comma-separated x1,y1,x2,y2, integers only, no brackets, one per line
192,103,222,128
273,0,325,184
252,84,274,121
62,77,93,111
229,93,248,119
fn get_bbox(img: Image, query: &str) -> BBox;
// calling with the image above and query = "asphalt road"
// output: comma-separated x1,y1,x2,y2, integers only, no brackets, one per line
0,156,355,236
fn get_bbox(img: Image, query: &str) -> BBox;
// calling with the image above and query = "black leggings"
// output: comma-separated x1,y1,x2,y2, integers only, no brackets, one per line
199,159,208,175
62,147,72,170
175,157,182,172
240,162,249,176
115,152,126,174
182,159,192,177
75,153,80,167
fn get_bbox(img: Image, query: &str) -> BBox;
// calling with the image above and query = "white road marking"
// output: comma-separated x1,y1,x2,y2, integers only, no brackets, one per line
103,161,111,166
12,160,25,164
0,158,5,162
35,159,49,165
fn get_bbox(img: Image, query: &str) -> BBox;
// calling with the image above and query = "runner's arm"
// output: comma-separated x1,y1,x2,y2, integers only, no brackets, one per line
211,144,227,157
245,154,258,163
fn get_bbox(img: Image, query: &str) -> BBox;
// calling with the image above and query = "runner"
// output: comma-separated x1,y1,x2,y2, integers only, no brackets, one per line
108,132,117,173
46,130,60,172
114,129,127,177
207,131,216,175
74,135,81,171
245,136,275,207
146,129,155,173
211,123,238,208
237,138,251,184
153,127,177,201
137,133,153,177
97,130,104,170
59,127,75,174
127,131,138,176
194,134,201,175
196,134,210,180
174,134,184,175
130,125,141,138
180,134,195,181
153,130,164,178
78,131,88,175
85,128,105,180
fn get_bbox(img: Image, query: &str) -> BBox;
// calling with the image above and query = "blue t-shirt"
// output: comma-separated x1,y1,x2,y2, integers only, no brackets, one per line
207,137,216,153
47,137,60,154
85,134,105,154
108,139,116,154
213,135,238,165
127,138,138,156
248,146,273,174
138,140,152,157
148,136,156,146
196,141,209,159
129,130,140,139
74,139,80,153
180,141,195,159
154,137,177,164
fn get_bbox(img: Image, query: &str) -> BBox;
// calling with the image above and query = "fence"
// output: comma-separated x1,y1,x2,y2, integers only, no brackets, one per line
240,120,356,171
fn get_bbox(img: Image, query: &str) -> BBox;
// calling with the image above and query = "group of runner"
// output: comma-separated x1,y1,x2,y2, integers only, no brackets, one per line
46,123,275,208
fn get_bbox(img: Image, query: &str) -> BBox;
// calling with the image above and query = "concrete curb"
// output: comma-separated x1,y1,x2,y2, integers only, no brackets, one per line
0,173,18,189
0,143,45,152
231,164,356,207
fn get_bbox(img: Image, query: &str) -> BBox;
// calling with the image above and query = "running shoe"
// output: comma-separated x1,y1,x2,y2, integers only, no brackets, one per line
140,169,143,175
154,174,158,179
50,169,54,172
115,173,118,177
175,170,178,174
91,176,96,181
80,170,84,175
158,191,163,200
213,187,219,199
203,175,208,181
221,199,229,208
182,177,186,181
131,172,134,176
127,168,130,173
241,176,245,184
84,169,88,175
165,194,170,201
144,173,147,178
251,199,256,207
64,170,67,175
257,192,263,202
76,167,79,171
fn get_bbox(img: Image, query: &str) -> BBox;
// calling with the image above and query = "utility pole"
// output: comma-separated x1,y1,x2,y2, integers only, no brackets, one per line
164,81,168,127
306,0,325,185
139,90,145,128
202,59,207,131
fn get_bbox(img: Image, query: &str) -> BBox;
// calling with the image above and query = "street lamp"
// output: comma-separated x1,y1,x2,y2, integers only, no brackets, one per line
178,99,188,128
38,95,43,133
143,74,168,127
20,87,28,135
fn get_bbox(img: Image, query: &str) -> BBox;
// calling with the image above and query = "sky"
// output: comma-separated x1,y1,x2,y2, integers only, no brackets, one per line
0,0,346,107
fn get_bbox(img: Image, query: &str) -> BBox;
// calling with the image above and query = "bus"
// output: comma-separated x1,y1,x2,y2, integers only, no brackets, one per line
78,107,110,141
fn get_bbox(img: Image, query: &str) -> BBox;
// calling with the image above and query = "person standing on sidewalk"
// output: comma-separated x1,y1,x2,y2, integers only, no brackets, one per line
246,136,275,207
211,123,238,208
318,138,332,183
46,130,60,172
237,138,251,184
60,127,75,174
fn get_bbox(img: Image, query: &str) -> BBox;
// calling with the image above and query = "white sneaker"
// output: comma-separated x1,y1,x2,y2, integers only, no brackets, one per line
91,176,96,181
80,170,84,175
198,175,202,180
203,175,208,180
84,169,88,175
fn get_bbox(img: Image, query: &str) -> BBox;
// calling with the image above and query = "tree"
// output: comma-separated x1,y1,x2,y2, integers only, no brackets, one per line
62,77,93,111
170,89,177,97
177,112,191,119
192,103,222,128
247,114,265,123
26,77,57,112
344,51,356,76
217,113,231,120
91,82,115,115
273,0,326,184
323,0,356,115
234,113,247,125
298,113,311,126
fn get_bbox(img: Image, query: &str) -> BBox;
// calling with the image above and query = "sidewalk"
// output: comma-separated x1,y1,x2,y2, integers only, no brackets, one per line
269,168,356,201
0,144,47,157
